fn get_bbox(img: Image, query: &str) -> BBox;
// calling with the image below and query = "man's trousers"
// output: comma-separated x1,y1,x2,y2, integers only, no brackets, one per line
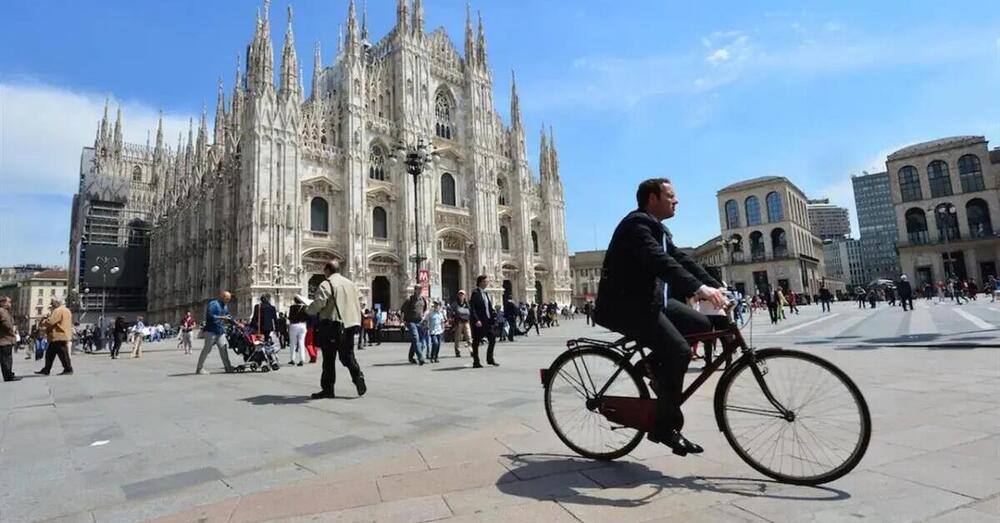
320,325,364,394
623,299,711,435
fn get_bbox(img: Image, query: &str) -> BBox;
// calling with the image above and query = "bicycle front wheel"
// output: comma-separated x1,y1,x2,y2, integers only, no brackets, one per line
715,349,871,485
544,347,649,461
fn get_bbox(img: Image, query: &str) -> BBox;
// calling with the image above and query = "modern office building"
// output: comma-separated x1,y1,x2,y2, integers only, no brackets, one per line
851,171,901,283
822,238,865,287
807,198,851,240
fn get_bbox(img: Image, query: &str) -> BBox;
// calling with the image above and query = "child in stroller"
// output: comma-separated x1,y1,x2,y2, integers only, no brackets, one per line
227,323,281,372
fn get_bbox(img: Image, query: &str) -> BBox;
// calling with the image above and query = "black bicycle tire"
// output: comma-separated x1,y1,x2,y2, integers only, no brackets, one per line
543,346,649,461
714,348,871,485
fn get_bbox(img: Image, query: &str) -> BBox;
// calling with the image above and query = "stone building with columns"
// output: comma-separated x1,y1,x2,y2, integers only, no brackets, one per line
887,136,1000,286
717,176,826,298
127,1,570,321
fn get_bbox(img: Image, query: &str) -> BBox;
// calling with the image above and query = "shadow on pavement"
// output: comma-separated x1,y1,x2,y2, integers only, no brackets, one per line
431,366,470,372
495,453,850,508
241,394,313,405
370,362,419,367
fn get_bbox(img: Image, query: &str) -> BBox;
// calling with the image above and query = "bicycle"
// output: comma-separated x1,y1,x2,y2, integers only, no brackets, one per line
540,311,871,486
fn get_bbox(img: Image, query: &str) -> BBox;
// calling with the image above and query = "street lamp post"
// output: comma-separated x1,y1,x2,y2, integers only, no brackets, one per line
91,256,120,328
929,205,958,280
391,138,439,286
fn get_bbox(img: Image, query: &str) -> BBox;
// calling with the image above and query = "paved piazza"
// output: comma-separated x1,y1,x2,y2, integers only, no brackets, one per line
1,300,999,522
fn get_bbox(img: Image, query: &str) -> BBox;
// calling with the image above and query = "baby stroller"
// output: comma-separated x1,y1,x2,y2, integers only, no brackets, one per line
227,324,280,372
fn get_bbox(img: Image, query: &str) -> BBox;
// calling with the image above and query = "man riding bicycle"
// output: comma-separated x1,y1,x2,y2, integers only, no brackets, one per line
593,178,727,456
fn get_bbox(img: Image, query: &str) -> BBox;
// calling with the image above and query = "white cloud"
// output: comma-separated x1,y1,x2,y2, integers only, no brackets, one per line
0,80,194,196
706,48,730,65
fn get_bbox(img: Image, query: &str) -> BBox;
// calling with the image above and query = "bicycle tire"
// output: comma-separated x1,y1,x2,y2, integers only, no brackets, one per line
544,346,649,461
714,348,871,485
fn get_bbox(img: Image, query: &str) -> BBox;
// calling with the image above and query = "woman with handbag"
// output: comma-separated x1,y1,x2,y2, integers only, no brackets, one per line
287,298,309,366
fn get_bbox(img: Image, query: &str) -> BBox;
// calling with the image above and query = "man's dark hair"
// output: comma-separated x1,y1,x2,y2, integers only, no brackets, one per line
324,260,341,275
636,178,672,208
476,275,488,286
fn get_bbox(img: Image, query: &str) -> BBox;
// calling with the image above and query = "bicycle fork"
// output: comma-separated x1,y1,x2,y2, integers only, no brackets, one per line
748,355,796,422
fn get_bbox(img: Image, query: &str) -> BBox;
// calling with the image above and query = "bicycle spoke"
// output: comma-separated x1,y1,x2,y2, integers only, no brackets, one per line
720,351,869,484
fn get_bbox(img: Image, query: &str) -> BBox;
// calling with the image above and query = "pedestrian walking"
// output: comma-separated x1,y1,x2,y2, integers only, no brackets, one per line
451,290,472,356
470,274,498,368
307,260,366,399
1,296,21,382
111,316,127,359
401,286,429,365
819,285,832,313
787,290,799,315
426,301,446,363
130,316,145,358
179,311,195,354
195,291,236,374
250,294,278,346
287,297,309,366
867,289,877,309
897,275,914,311
855,287,866,309
35,298,73,376
503,296,519,342
276,312,289,350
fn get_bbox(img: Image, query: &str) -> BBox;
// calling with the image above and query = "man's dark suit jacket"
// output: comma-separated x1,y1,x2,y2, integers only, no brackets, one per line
250,303,277,334
897,280,913,299
470,287,496,329
594,209,721,330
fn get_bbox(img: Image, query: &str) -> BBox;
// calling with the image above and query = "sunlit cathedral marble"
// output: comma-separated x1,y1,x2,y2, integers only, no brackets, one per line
113,0,571,320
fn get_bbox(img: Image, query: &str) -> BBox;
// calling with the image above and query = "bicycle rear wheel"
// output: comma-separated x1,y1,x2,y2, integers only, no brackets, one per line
544,347,649,460
715,349,871,485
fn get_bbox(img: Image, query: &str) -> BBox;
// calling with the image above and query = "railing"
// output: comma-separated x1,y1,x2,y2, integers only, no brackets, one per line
908,231,930,245
730,251,798,265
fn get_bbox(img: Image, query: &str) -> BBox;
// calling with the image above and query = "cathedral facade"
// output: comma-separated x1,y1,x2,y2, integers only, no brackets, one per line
133,0,569,321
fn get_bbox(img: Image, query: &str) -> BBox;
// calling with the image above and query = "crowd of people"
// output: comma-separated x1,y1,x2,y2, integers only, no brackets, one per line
745,286,803,325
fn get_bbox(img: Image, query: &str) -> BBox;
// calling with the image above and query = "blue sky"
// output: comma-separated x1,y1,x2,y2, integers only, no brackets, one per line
1,0,998,266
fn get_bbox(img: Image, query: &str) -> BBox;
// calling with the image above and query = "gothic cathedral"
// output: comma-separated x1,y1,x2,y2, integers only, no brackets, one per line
108,1,570,320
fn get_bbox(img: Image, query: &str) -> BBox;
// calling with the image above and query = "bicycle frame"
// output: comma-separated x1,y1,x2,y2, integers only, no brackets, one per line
549,321,794,423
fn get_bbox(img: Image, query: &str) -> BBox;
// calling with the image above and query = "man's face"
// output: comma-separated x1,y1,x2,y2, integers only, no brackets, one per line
647,182,678,220
413,286,422,296
221,292,232,303
479,278,489,289
0,298,9,310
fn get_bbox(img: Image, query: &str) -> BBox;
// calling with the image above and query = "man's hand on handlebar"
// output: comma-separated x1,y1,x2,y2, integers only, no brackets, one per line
694,285,728,309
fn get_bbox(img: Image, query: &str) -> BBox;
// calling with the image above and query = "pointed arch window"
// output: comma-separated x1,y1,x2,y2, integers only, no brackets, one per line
435,90,453,140
500,225,510,251
531,230,539,254
498,177,510,206
372,206,388,239
132,166,142,182
310,197,329,232
440,173,457,206
958,155,985,192
369,143,387,181
745,196,762,226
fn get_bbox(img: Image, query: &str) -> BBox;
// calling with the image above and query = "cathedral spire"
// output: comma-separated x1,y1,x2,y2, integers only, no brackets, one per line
345,0,358,50
99,98,110,145
549,125,560,179
477,11,488,68
279,4,301,102
464,2,475,67
311,42,322,100
412,0,424,35
338,24,344,55
248,0,275,93
184,118,194,178
539,124,550,180
214,78,226,146
231,55,243,131
510,70,522,131
197,106,209,169
396,0,408,36
113,106,123,153
361,0,369,42
154,111,165,160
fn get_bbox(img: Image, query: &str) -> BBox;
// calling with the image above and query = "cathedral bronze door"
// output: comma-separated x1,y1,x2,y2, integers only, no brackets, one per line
372,276,391,310
441,260,461,304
